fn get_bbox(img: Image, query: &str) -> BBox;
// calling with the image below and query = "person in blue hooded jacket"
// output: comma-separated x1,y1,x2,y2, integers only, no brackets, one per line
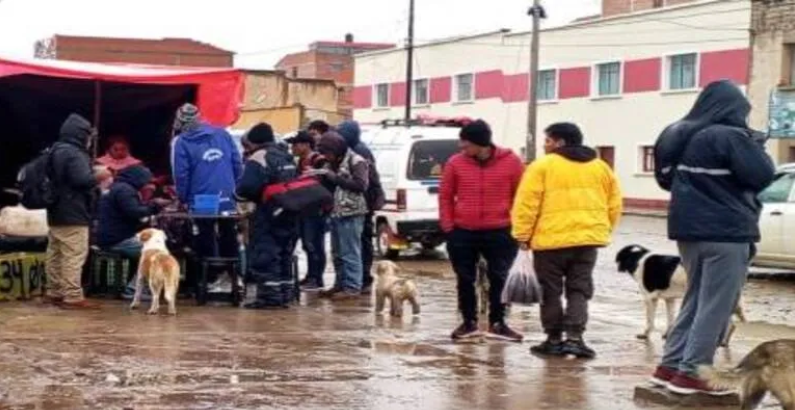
171,104,243,289
336,120,385,294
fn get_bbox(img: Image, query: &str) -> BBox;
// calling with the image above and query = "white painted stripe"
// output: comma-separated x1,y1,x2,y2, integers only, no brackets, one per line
676,165,732,176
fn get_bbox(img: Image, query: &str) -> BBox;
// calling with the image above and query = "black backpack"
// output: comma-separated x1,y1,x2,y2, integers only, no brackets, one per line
17,147,57,210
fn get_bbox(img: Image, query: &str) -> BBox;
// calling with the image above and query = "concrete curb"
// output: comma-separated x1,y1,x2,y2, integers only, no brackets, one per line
623,210,668,219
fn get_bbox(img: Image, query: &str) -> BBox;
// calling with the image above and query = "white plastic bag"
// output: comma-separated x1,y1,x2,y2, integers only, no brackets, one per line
501,250,542,305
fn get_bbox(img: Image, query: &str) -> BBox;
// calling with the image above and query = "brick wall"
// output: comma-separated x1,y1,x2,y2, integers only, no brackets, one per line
276,50,354,117
602,0,696,17
752,0,795,33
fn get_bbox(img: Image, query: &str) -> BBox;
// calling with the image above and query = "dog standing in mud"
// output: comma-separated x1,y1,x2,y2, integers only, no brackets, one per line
130,228,181,315
699,339,795,410
374,260,420,317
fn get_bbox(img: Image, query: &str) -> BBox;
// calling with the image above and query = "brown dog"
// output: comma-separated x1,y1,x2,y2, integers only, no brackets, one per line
374,260,420,317
129,228,181,315
699,339,795,410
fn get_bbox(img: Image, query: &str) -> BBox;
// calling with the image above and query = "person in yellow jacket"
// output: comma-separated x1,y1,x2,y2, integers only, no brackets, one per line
511,122,622,359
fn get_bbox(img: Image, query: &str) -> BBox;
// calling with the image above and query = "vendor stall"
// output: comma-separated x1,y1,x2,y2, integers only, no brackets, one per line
0,57,245,208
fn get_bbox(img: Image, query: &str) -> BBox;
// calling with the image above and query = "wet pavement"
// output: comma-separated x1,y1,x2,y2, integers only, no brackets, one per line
1,215,795,410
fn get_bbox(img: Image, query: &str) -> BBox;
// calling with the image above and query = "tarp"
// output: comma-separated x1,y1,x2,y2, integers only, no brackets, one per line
0,57,244,126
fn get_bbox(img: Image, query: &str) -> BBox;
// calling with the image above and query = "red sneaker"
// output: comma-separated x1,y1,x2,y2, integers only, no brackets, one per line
667,372,734,396
649,366,677,388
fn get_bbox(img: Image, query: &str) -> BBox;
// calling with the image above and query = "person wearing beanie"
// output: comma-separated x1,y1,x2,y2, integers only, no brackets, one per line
335,120,385,294
235,122,300,309
440,118,525,342
511,122,622,359
171,102,243,292
313,131,370,300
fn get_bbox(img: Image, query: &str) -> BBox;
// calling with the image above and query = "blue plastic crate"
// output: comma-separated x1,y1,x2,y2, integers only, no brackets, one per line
192,194,221,215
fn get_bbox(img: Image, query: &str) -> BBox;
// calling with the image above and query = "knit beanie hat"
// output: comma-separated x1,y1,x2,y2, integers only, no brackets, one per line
459,119,493,147
246,122,276,145
174,103,201,133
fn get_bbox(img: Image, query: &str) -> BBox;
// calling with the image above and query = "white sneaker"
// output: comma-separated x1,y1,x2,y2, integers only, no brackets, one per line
208,273,232,294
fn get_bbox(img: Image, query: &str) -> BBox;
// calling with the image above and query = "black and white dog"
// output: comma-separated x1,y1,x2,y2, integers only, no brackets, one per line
616,245,746,346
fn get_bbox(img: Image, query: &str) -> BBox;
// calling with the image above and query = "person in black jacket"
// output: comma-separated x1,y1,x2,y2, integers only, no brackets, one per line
45,113,104,310
648,80,776,395
235,123,299,309
96,165,166,299
336,120,385,294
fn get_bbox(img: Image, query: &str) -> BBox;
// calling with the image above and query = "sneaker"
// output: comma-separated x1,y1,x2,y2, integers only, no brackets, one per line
59,300,101,310
561,339,596,359
319,287,342,298
667,372,735,396
649,366,678,388
530,340,565,357
360,285,372,295
301,281,324,292
451,321,482,340
331,290,361,301
486,322,524,342
208,274,232,294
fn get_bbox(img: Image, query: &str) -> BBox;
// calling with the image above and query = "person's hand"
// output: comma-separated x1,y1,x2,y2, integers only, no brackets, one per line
152,198,173,207
94,167,112,182
306,169,330,177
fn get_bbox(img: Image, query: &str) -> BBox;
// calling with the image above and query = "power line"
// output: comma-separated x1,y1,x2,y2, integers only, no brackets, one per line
450,37,747,49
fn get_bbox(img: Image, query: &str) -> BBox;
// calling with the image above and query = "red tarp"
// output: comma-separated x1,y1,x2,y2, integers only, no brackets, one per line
0,57,244,126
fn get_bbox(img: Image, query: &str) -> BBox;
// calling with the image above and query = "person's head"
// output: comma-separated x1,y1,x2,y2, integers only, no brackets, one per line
458,119,493,158
246,122,276,148
307,120,330,137
59,113,95,150
116,164,153,190
336,120,362,148
106,135,131,160
316,131,348,164
544,122,584,154
684,80,751,128
173,103,201,135
285,131,315,157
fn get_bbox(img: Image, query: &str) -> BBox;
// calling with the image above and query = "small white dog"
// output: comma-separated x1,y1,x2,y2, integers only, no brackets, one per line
130,228,181,315
374,260,420,317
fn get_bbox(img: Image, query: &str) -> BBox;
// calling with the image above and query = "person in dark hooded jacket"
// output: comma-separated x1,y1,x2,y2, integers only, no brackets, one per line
336,120,385,293
46,113,103,309
235,122,299,309
511,122,621,357
648,80,775,395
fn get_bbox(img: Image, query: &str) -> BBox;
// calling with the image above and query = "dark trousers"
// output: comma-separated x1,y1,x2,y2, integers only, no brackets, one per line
533,246,598,340
194,219,238,259
446,228,518,324
249,211,298,306
300,214,327,286
361,213,375,288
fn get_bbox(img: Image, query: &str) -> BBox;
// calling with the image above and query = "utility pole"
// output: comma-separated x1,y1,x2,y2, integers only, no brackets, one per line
404,0,416,124
526,0,546,162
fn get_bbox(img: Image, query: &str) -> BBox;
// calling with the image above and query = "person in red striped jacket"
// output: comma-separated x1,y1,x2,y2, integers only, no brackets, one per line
439,119,525,342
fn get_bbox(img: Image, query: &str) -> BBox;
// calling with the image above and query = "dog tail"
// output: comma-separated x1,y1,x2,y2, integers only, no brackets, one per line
697,365,746,390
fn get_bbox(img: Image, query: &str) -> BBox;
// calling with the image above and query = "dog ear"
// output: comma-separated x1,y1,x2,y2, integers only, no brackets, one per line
138,229,153,243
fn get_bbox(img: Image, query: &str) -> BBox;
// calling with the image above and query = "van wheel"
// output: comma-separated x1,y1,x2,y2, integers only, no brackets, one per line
376,222,399,260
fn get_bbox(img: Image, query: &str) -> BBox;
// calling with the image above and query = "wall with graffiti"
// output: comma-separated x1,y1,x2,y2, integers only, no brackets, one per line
0,253,46,301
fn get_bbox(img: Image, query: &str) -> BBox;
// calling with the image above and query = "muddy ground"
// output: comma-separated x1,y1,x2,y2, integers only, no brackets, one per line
1,215,794,410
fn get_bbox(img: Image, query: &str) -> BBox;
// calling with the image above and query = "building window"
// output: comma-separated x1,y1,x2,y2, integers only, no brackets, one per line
652,0,664,8
413,79,429,105
640,145,655,173
596,62,621,96
596,146,615,169
537,69,557,101
667,53,698,90
787,44,795,86
375,84,389,108
455,73,474,102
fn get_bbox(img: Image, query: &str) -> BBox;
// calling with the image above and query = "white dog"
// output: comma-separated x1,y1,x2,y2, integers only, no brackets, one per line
130,228,181,315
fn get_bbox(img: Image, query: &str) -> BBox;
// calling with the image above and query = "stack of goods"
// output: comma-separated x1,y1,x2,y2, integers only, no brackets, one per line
0,206,49,254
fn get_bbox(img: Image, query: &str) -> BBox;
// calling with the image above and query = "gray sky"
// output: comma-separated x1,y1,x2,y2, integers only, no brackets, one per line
0,0,600,68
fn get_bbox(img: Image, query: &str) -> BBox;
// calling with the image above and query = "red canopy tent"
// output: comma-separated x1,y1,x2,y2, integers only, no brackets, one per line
0,57,245,204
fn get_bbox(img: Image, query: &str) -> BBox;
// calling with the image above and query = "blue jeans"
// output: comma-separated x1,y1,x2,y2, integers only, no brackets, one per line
301,214,328,286
109,238,150,297
661,242,749,375
330,215,365,292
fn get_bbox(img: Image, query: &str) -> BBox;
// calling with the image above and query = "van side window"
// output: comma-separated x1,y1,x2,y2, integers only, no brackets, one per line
407,140,459,180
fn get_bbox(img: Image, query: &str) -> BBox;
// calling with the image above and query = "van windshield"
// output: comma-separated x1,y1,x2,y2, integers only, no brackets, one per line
407,140,459,180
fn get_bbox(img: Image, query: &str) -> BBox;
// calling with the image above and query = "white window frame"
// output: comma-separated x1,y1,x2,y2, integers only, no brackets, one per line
536,67,559,103
592,60,623,98
787,44,795,86
663,52,700,92
412,78,430,106
374,83,390,108
453,72,475,103
636,143,656,175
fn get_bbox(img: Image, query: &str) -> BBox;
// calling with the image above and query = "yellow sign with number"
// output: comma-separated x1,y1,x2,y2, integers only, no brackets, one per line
0,253,46,301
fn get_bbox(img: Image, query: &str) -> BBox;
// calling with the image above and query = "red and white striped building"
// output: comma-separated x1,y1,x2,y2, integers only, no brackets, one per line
352,0,752,210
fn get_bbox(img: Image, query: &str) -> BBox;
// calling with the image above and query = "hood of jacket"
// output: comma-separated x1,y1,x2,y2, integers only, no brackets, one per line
336,120,361,148
58,114,93,148
552,146,598,163
317,131,349,160
115,165,153,190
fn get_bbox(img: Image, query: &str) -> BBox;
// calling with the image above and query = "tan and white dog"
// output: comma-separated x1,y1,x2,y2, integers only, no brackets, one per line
130,228,181,315
374,260,420,317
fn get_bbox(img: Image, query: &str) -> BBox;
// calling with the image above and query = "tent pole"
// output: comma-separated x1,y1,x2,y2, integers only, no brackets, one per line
92,81,101,159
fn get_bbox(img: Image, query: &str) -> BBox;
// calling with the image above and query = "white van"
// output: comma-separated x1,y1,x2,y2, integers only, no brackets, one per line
361,122,462,258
